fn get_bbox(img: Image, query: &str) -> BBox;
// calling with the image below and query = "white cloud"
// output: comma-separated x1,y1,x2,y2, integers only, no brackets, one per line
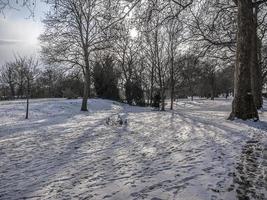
0,42,40,65
0,18,42,44
0,1,50,66
0,18,43,65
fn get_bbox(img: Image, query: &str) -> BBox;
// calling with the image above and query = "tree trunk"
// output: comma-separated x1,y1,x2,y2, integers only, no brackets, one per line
125,80,133,105
170,50,175,110
9,83,15,99
170,82,174,110
211,72,215,100
258,37,264,102
150,63,155,106
25,79,30,119
161,88,165,111
88,70,91,98
81,68,89,111
189,83,193,101
251,4,262,109
81,47,91,111
229,0,258,120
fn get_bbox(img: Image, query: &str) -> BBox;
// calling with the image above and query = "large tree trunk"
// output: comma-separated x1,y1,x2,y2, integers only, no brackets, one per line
81,48,91,111
229,0,258,120
251,4,263,109
81,68,89,111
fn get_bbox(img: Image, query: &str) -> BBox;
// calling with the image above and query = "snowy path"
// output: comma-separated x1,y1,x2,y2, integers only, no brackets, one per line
0,98,266,200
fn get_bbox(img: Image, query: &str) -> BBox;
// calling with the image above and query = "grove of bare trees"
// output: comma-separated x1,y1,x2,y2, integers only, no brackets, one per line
1,0,267,120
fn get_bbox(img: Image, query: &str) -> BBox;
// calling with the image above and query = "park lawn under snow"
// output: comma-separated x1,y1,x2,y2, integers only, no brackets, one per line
0,98,266,200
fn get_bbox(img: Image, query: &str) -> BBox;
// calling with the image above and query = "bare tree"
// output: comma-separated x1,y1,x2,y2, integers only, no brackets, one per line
0,62,17,99
40,0,120,111
23,57,39,119
166,20,182,109
229,0,267,120
14,56,39,119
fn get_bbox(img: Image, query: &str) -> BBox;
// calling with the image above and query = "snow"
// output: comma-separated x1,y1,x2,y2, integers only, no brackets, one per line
0,98,266,200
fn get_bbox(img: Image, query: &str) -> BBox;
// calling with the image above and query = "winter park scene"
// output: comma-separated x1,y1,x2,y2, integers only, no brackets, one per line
0,0,267,200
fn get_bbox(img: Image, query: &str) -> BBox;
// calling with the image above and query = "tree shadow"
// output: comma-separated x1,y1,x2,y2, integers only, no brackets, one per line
1,99,267,199
234,136,266,200
3,112,120,199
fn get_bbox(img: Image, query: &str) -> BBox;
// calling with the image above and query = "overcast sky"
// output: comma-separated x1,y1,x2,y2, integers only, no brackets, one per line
0,2,50,66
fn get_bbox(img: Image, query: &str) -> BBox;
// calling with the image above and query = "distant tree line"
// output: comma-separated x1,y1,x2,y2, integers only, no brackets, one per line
0,57,83,100
0,53,234,106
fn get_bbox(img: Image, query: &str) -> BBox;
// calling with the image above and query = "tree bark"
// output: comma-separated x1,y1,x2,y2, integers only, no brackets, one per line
170,47,175,110
161,88,165,111
229,0,258,120
170,78,174,110
81,67,90,111
81,48,90,111
150,63,155,106
210,72,215,100
25,79,30,119
9,82,15,99
251,4,263,109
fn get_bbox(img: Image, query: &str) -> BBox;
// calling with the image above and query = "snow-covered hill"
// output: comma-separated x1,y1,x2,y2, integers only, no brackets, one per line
0,98,266,200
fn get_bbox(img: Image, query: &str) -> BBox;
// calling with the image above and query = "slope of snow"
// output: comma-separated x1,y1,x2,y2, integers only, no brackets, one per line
0,98,266,200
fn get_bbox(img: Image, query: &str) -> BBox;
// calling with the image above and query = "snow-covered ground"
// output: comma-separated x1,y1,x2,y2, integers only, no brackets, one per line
0,98,266,200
